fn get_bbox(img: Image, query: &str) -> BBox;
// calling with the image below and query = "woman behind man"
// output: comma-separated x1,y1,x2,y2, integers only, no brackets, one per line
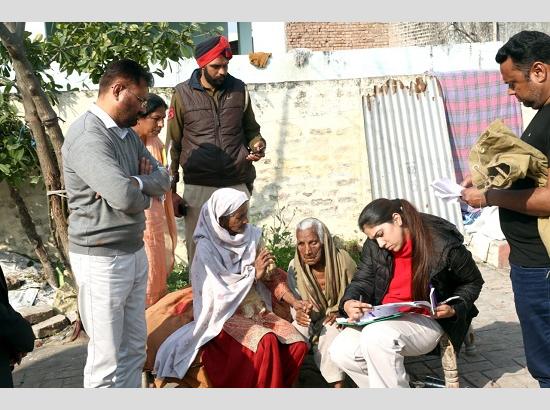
154,188,308,387
329,198,484,388
132,94,177,307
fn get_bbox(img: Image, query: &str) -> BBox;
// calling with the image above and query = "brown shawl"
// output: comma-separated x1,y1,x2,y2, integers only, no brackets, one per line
292,222,356,316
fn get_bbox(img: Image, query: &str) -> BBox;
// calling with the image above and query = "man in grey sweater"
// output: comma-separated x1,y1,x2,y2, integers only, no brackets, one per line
62,59,170,388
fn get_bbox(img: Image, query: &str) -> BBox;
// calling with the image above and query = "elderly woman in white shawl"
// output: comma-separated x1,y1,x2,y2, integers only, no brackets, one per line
154,188,308,387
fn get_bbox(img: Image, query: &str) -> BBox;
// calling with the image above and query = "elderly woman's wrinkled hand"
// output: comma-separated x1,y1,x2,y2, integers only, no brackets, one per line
293,300,313,326
295,306,311,327
254,248,274,280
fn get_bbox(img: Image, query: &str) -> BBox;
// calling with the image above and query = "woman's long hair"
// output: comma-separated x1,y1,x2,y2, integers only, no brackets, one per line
358,198,433,300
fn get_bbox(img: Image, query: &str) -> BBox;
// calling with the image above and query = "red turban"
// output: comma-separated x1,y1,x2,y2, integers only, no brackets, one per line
195,36,233,68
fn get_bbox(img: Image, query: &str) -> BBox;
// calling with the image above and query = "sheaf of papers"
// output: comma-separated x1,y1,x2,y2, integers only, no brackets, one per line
430,177,464,203
335,301,432,326
335,290,462,326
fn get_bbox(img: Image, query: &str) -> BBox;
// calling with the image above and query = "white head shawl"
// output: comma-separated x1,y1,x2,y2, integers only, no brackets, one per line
192,187,260,274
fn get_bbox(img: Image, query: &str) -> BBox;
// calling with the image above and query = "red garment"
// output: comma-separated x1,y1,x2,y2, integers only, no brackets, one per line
202,330,308,388
382,238,430,315
382,237,414,304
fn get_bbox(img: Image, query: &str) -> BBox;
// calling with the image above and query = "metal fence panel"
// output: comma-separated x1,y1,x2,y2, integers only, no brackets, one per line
363,76,463,230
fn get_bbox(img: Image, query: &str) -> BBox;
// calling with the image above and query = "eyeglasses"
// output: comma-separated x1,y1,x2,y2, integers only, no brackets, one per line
125,88,148,108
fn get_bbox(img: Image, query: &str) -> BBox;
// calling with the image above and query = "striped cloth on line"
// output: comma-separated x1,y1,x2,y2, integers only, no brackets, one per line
435,70,523,183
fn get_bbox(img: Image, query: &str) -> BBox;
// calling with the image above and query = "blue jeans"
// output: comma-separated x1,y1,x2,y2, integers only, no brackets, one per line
510,263,550,388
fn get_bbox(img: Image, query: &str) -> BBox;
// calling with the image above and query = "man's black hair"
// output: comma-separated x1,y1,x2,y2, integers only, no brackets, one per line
98,59,154,94
495,30,550,77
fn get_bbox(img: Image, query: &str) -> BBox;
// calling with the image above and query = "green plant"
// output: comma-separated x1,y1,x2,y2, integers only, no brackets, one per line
334,237,363,264
0,97,41,187
167,261,190,292
42,22,215,85
261,203,297,271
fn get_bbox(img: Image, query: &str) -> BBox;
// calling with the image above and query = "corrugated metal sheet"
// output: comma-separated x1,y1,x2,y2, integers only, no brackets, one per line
362,76,464,230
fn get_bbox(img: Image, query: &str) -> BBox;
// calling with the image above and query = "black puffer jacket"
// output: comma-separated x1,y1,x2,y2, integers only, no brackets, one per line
1,266,35,387
339,214,484,354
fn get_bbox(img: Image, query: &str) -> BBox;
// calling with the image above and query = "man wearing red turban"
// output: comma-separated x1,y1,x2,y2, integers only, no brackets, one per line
167,35,266,269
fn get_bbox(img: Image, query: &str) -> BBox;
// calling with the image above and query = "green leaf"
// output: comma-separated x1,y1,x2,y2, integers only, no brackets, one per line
14,148,24,162
0,163,11,175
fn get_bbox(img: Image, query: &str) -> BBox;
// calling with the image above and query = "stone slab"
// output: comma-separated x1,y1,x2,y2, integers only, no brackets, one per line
32,314,69,338
17,305,55,325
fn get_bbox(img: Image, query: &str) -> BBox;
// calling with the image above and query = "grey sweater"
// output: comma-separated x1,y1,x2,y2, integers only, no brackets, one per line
62,111,170,256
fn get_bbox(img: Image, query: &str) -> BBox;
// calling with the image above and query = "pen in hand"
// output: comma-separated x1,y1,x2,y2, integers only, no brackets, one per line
344,294,372,322
355,295,367,321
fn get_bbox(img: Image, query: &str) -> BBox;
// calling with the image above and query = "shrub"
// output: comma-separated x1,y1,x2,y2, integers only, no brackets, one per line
260,203,296,271
334,237,363,264
166,261,189,292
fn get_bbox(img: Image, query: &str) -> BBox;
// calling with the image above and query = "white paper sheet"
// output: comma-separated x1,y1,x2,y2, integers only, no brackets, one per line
430,177,464,202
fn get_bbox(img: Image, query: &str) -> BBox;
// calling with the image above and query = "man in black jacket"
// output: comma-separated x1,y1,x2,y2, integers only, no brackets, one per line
0,265,35,387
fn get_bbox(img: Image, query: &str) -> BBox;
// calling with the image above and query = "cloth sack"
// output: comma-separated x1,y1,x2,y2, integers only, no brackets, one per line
468,119,550,255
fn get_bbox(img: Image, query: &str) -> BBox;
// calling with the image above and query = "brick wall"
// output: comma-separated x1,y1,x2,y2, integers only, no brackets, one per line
285,22,498,50
285,22,389,50
389,22,495,47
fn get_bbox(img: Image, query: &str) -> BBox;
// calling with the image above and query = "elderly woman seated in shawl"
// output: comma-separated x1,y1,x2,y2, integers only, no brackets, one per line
154,188,308,387
287,218,357,388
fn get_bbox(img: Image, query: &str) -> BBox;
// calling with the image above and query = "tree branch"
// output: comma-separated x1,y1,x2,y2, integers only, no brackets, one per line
1,22,16,34
450,22,480,43
0,23,15,41
15,22,25,38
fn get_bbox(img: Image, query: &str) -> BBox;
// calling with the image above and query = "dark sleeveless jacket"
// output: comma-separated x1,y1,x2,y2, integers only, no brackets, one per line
175,70,256,187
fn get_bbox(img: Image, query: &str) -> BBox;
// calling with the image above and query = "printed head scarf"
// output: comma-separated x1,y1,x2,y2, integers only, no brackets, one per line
195,35,233,68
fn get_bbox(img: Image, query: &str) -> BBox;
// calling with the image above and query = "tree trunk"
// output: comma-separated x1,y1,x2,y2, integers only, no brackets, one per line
0,23,72,276
7,183,59,289
2,23,66,184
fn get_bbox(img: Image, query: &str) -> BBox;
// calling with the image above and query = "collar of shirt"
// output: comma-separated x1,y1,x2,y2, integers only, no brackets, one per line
89,103,129,140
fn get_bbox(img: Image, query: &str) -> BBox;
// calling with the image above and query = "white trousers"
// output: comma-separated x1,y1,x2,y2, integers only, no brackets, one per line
293,319,345,383
70,248,148,388
329,313,443,388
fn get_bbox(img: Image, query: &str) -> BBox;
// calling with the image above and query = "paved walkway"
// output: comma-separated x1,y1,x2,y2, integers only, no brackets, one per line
11,259,539,388
405,261,538,388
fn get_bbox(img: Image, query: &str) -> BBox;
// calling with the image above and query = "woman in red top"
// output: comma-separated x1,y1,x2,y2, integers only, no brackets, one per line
329,198,484,388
